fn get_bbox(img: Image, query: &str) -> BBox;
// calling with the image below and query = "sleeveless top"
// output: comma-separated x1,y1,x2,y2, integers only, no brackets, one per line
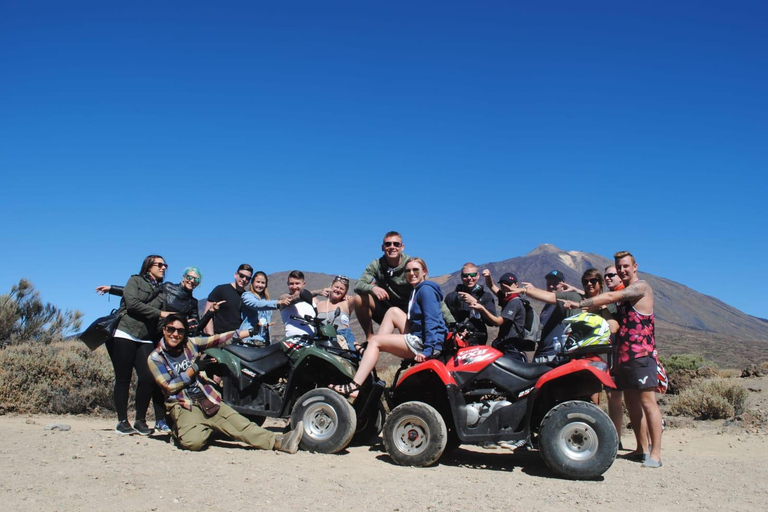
616,300,655,364
317,308,351,329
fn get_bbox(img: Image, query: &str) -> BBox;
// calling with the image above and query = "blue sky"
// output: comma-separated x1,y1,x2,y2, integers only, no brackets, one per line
1,1,766,328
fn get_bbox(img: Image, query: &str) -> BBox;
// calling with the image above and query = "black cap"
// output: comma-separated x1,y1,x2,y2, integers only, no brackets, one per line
545,270,565,282
498,272,518,285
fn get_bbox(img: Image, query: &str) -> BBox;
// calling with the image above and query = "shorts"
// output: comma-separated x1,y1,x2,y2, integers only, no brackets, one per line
370,296,407,325
615,355,658,391
403,333,424,355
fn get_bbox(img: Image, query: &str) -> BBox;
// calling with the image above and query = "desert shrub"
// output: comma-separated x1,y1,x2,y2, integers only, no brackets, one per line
669,379,748,419
661,353,716,373
0,341,115,414
0,280,83,347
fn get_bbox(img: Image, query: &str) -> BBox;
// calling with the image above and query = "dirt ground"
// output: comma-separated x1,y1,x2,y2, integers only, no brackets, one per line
3,380,768,512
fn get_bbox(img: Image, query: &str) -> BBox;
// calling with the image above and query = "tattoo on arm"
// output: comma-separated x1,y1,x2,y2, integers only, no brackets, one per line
617,282,646,302
581,298,594,308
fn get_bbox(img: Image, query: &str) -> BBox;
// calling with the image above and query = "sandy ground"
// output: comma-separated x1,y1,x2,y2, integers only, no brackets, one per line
2,406,767,512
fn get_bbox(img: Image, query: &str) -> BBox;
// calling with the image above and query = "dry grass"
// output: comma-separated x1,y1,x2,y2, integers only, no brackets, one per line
669,379,748,419
0,341,115,414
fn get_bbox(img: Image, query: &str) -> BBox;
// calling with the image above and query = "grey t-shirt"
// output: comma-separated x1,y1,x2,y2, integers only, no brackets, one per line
164,350,205,400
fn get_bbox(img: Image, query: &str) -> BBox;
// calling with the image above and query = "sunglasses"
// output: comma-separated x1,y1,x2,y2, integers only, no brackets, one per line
461,272,478,278
334,275,350,284
604,273,618,279
582,278,600,286
153,262,168,269
236,272,252,282
405,268,421,275
164,326,186,335
184,275,200,284
383,241,402,248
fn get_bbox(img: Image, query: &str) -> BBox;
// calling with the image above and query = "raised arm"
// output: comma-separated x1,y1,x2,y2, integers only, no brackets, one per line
564,281,650,310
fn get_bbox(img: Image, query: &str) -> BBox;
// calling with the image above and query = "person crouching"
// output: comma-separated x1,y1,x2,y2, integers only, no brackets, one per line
147,313,303,453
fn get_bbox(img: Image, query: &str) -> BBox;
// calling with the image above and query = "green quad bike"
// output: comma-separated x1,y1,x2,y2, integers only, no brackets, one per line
204,289,385,453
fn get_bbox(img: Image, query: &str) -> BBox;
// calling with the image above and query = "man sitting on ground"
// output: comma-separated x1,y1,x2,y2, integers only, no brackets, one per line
148,313,303,453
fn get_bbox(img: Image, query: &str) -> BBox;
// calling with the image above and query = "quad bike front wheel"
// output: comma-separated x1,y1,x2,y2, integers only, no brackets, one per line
383,401,447,467
291,388,356,453
538,400,618,480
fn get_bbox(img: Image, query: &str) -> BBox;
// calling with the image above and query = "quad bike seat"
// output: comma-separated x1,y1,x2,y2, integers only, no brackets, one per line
494,354,556,380
224,342,284,363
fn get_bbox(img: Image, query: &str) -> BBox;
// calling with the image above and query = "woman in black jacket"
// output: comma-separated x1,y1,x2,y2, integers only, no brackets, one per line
105,255,172,436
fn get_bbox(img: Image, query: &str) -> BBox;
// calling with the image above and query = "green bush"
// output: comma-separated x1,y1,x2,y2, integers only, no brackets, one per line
0,341,115,414
669,379,748,419
660,353,717,373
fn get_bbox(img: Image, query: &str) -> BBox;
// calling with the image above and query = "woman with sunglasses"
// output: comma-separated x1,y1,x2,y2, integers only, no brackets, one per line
102,255,173,436
240,271,290,345
316,276,357,349
330,258,447,399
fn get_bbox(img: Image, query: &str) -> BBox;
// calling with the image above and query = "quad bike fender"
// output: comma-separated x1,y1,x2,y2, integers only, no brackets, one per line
534,358,616,391
204,347,241,376
292,346,358,379
395,360,456,388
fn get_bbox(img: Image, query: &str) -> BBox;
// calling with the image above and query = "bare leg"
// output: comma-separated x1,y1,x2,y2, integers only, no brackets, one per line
331,333,413,398
607,390,624,444
354,294,375,336
377,307,407,336
638,389,663,463
623,389,648,456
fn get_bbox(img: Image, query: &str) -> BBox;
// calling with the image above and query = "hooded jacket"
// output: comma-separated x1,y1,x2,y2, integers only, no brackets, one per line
407,280,448,358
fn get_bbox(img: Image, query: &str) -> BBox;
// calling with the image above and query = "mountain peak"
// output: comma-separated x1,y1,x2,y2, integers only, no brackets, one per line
525,244,563,256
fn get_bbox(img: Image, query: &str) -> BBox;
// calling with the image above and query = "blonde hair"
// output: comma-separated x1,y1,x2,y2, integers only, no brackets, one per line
407,257,429,278
613,251,636,265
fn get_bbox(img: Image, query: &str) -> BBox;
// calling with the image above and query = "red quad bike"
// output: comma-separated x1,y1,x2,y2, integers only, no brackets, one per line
383,312,619,480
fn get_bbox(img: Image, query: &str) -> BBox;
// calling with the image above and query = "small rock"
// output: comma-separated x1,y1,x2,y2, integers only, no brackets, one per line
44,423,71,431
98,452,106,457
25,419,36,425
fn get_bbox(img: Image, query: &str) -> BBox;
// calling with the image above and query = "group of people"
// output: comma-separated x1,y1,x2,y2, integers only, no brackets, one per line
95,232,662,468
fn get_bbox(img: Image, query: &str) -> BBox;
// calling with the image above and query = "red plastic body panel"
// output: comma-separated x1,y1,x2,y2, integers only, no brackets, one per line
395,359,457,387
535,357,616,390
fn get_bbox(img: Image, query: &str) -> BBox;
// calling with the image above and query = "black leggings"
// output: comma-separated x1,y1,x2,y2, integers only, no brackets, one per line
106,337,165,423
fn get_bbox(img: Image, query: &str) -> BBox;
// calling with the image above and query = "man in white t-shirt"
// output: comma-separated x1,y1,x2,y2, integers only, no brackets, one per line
279,270,328,338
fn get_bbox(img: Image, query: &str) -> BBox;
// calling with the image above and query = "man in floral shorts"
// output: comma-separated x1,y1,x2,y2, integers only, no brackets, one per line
562,251,663,468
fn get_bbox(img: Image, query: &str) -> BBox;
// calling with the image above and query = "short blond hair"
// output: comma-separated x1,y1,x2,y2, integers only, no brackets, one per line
613,251,636,265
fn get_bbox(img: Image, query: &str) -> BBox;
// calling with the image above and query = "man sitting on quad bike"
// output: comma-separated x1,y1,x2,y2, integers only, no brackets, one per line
147,313,304,453
330,257,447,399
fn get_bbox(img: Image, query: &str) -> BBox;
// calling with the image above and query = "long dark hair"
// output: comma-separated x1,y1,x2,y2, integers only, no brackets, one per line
140,254,165,282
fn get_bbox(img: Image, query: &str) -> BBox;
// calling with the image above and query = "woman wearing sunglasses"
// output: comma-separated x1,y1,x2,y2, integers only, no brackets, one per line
100,255,173,436
316,275,357,350
330,258,447,399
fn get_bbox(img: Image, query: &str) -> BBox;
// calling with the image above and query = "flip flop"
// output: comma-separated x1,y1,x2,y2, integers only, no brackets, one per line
642,458,663,468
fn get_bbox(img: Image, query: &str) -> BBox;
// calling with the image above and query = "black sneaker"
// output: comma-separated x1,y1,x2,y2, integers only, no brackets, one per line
115,420,138,435
133,420,154,436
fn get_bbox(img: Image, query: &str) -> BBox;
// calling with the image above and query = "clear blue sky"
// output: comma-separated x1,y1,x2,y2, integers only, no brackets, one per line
2,1,766,328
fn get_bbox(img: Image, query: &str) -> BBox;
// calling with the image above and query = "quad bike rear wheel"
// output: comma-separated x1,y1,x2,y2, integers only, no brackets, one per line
383,401,447,467
291,388,356,453
538,400,617,479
